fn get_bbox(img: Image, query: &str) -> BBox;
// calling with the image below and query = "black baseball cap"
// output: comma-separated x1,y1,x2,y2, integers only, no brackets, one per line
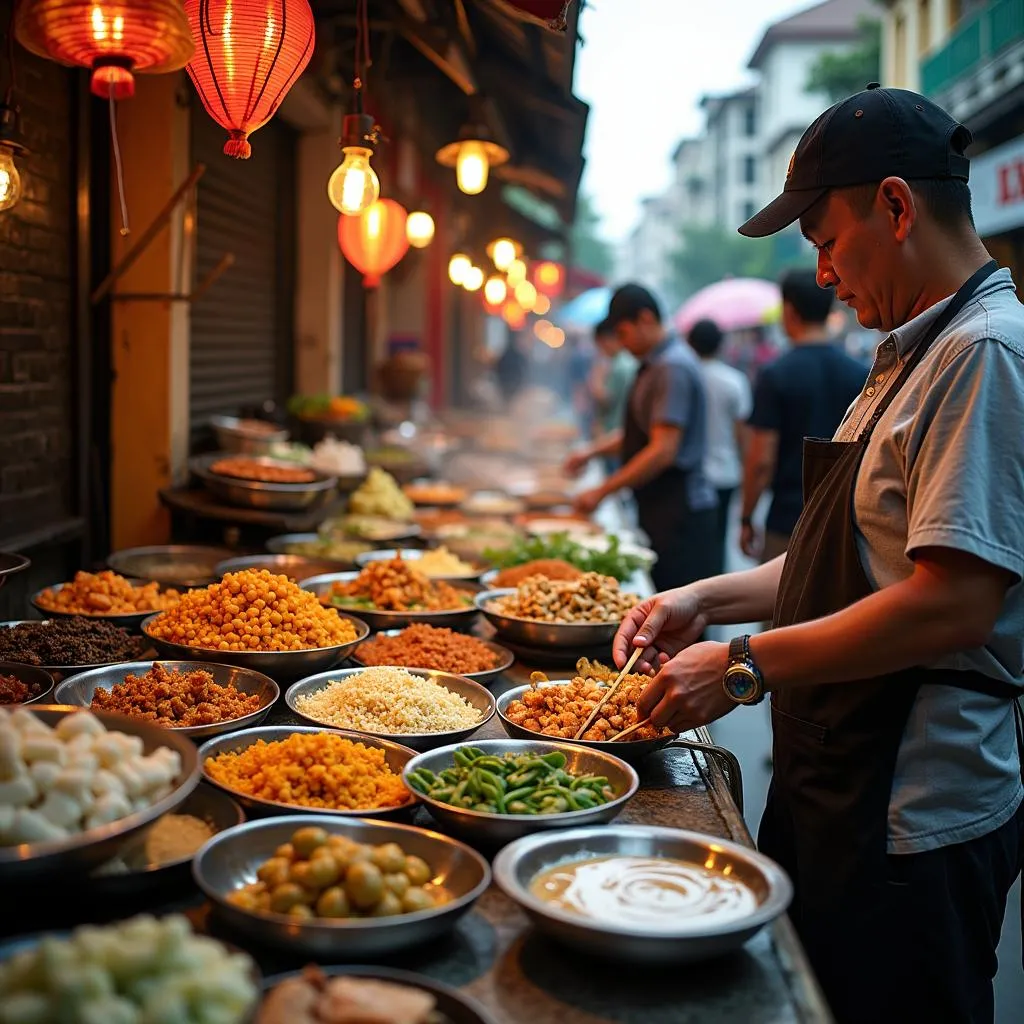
606,283,662,327
739,84,973,238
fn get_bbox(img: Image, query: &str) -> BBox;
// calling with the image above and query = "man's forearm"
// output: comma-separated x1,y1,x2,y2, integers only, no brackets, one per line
695,556,784,625
584,429,623,460
741,462,772,519
602,444,674,495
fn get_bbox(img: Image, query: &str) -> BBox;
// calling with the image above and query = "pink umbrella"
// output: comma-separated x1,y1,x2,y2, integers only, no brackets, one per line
674,278,781,335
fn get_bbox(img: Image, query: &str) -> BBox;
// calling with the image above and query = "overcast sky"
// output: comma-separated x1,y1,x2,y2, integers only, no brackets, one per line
574,0,816,241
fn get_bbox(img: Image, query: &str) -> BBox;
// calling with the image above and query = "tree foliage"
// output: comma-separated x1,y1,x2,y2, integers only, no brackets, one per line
805,18,882,103
569,192,614,277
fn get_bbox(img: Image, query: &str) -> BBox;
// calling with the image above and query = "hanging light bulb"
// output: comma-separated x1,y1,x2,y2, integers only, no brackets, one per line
484,275,508,306
328,111,381,215
406,211,435,249
448,253,471,286
463,266,484,292
507,259,527,286
515,280,538,310
487,237,520,271
0,101,27,213
436,96,509,196
533,294,551,316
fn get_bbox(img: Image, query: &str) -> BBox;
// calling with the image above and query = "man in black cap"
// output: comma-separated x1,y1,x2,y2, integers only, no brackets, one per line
566,284,718,592
613,86,1024,1022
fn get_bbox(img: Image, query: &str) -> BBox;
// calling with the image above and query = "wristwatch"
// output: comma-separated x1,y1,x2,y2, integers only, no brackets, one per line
723,635,765,705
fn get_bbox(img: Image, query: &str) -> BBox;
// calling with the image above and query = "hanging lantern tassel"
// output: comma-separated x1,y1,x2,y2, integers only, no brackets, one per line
185,0,315,159
338,199,410,288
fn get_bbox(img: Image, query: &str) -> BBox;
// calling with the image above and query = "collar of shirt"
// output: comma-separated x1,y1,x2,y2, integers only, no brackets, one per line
640,335,674,369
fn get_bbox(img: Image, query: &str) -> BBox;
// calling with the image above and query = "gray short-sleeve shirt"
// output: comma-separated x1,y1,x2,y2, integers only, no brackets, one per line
835,268,1024,854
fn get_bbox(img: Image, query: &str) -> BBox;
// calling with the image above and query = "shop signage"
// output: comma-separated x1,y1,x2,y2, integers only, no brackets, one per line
971,134,1024,237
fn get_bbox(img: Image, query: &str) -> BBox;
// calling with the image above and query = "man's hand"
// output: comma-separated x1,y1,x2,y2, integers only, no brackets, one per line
563,451,591,478
573,487,605,516
638,641,734,733
740,522,761,560
613,587,708,674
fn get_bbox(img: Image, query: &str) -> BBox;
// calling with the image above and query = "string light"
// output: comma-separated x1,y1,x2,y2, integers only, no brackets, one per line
487,237,520,271
507,258,527,286
448,253,471,285
533,294,551,316
484,275,507,306
462,266,484,292
514,280,537,310
406,210,435,248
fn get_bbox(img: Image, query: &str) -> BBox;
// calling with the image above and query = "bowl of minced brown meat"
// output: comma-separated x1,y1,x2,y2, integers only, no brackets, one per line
198,726,415,817
53,661,280,738
352,624,513,682
0,662,54,706
142,569,368,679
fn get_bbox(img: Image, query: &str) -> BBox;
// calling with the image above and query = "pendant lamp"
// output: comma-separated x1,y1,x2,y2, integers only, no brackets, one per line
15,0,195,100
185,0,315,159
436,95,508,196
338,199,409,288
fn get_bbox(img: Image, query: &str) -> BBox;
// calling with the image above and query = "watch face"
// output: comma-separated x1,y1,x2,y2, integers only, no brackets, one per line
726,667,758,702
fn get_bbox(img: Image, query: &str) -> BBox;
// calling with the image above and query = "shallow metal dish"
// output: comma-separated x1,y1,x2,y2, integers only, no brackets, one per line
0,552,30,592
265,533,371,567
210,414,288,455
0,619,149,679
194,814,491,957
106,545,233,588
31,579,178,633
300,572,480,632
214,553,351,582
190,453,338,511
141,612,369,682
459,492,526,518
403,739,638,845
261,965,497,1024
54,660,280,740
198,725,418,818
351,629,514,686
88,783,245,895
286,667,495,753
0,705,200,881
493,825,793,964
354,548,488,582
475,589,621,648
0,661,54,706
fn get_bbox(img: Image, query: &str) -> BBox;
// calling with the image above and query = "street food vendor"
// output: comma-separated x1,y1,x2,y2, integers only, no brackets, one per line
567,285,719,592
614,86,1024,1023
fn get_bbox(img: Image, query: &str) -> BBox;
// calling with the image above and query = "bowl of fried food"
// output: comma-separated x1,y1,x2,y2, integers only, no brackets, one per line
190,454,338,511
301,559,479,631
354,546,488,582
32,570,181,632
402,481,468,508
0,661,54,707
476,574,639,648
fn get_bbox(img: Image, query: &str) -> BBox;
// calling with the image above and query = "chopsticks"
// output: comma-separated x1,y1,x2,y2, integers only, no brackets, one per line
573,646,643,740
610,717,652,742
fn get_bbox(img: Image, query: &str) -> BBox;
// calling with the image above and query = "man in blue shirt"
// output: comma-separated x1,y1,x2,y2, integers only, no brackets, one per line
568,284,718,591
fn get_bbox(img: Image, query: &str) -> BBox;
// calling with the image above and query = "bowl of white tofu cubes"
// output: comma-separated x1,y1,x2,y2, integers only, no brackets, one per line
0,705,200,881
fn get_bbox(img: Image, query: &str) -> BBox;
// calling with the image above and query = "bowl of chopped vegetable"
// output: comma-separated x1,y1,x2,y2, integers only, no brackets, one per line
403,740,639,845
483,531,652,584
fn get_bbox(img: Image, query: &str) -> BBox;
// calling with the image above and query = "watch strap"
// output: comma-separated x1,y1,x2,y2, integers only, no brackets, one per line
728,634,751,662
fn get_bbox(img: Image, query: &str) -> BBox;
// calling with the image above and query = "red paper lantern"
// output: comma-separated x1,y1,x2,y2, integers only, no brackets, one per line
185,0,315,159
15,0,195,100
338,199,410,288
533,260,565,298
492,1,572,31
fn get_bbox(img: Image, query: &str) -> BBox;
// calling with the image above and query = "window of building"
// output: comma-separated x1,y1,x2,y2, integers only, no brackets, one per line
742,155,756,185
744,104,757,137
918,0,931,54
894,14,907,85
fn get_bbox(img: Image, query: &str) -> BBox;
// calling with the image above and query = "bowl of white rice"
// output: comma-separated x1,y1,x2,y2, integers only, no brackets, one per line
284,666,495,752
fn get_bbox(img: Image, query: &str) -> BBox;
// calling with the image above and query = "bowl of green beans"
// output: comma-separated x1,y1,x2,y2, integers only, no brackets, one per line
403,740,639,844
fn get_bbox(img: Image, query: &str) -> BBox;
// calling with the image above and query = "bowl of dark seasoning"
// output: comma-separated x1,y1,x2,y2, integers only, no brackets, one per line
0,618,147,673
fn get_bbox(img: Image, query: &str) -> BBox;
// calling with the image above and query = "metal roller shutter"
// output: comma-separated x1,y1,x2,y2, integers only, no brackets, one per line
189,102,297,433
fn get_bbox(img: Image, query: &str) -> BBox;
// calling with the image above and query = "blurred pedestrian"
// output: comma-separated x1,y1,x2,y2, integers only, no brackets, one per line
688,319,751,576
587,318,637,474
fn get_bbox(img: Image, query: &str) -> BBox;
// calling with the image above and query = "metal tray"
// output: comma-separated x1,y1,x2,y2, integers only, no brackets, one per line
0,552,30,592
351,629,514,686
475,589,621,648
106,545,234,588
214,553,352,582
264,533,371,567
190,453,337,511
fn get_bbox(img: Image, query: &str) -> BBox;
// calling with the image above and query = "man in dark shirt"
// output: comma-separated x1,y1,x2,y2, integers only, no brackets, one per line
740,268,867,561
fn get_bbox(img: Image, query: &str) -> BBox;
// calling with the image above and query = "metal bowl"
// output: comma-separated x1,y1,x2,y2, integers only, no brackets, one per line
265,533,372,567
0,705,200,881
198,725,418,818
286,667,495,753
261,965,497,1024
0,620,149,679
141,612,369,682
351,630,514,687
459,492,526,518
190,453,338,511
403,739,638,845
475,589,621,649
493,825,794,964
0,661,54,706
194,814,491,957
300,572,480,632
353,548,488,582
53,661,280,740
89,783,245,894
0,552,30,592
106,545,234,588
210,414,289,455
214,553,352,582
30,579,178,633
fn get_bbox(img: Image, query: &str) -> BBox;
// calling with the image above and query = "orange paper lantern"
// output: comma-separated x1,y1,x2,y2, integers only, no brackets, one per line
15,0,195,100
533,260,565,298
338,199,410,288
185,0,315,159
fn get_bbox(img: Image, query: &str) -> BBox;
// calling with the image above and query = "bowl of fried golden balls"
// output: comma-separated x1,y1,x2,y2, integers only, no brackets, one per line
33,571,181,631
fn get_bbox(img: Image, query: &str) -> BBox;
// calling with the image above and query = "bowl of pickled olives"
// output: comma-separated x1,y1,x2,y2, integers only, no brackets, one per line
193,816,491,957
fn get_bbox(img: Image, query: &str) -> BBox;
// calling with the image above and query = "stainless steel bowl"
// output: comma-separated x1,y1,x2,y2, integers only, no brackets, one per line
265,533,371,567
190,453,338,511
210,414,288,455
403,739,638,845
140,612,369,682
0,661,54,706
300,572,480,632
198,725,418,818
0,705,200,881
351,630,514,687
286,667,495,752
0,552,30,592
214,553,352,581
194,814,491,957
493,825,794,964
30,579,178,633
0,620,148,679
475,589,621,648
53,661,280,740
106,545,234,589
354,548,488,583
